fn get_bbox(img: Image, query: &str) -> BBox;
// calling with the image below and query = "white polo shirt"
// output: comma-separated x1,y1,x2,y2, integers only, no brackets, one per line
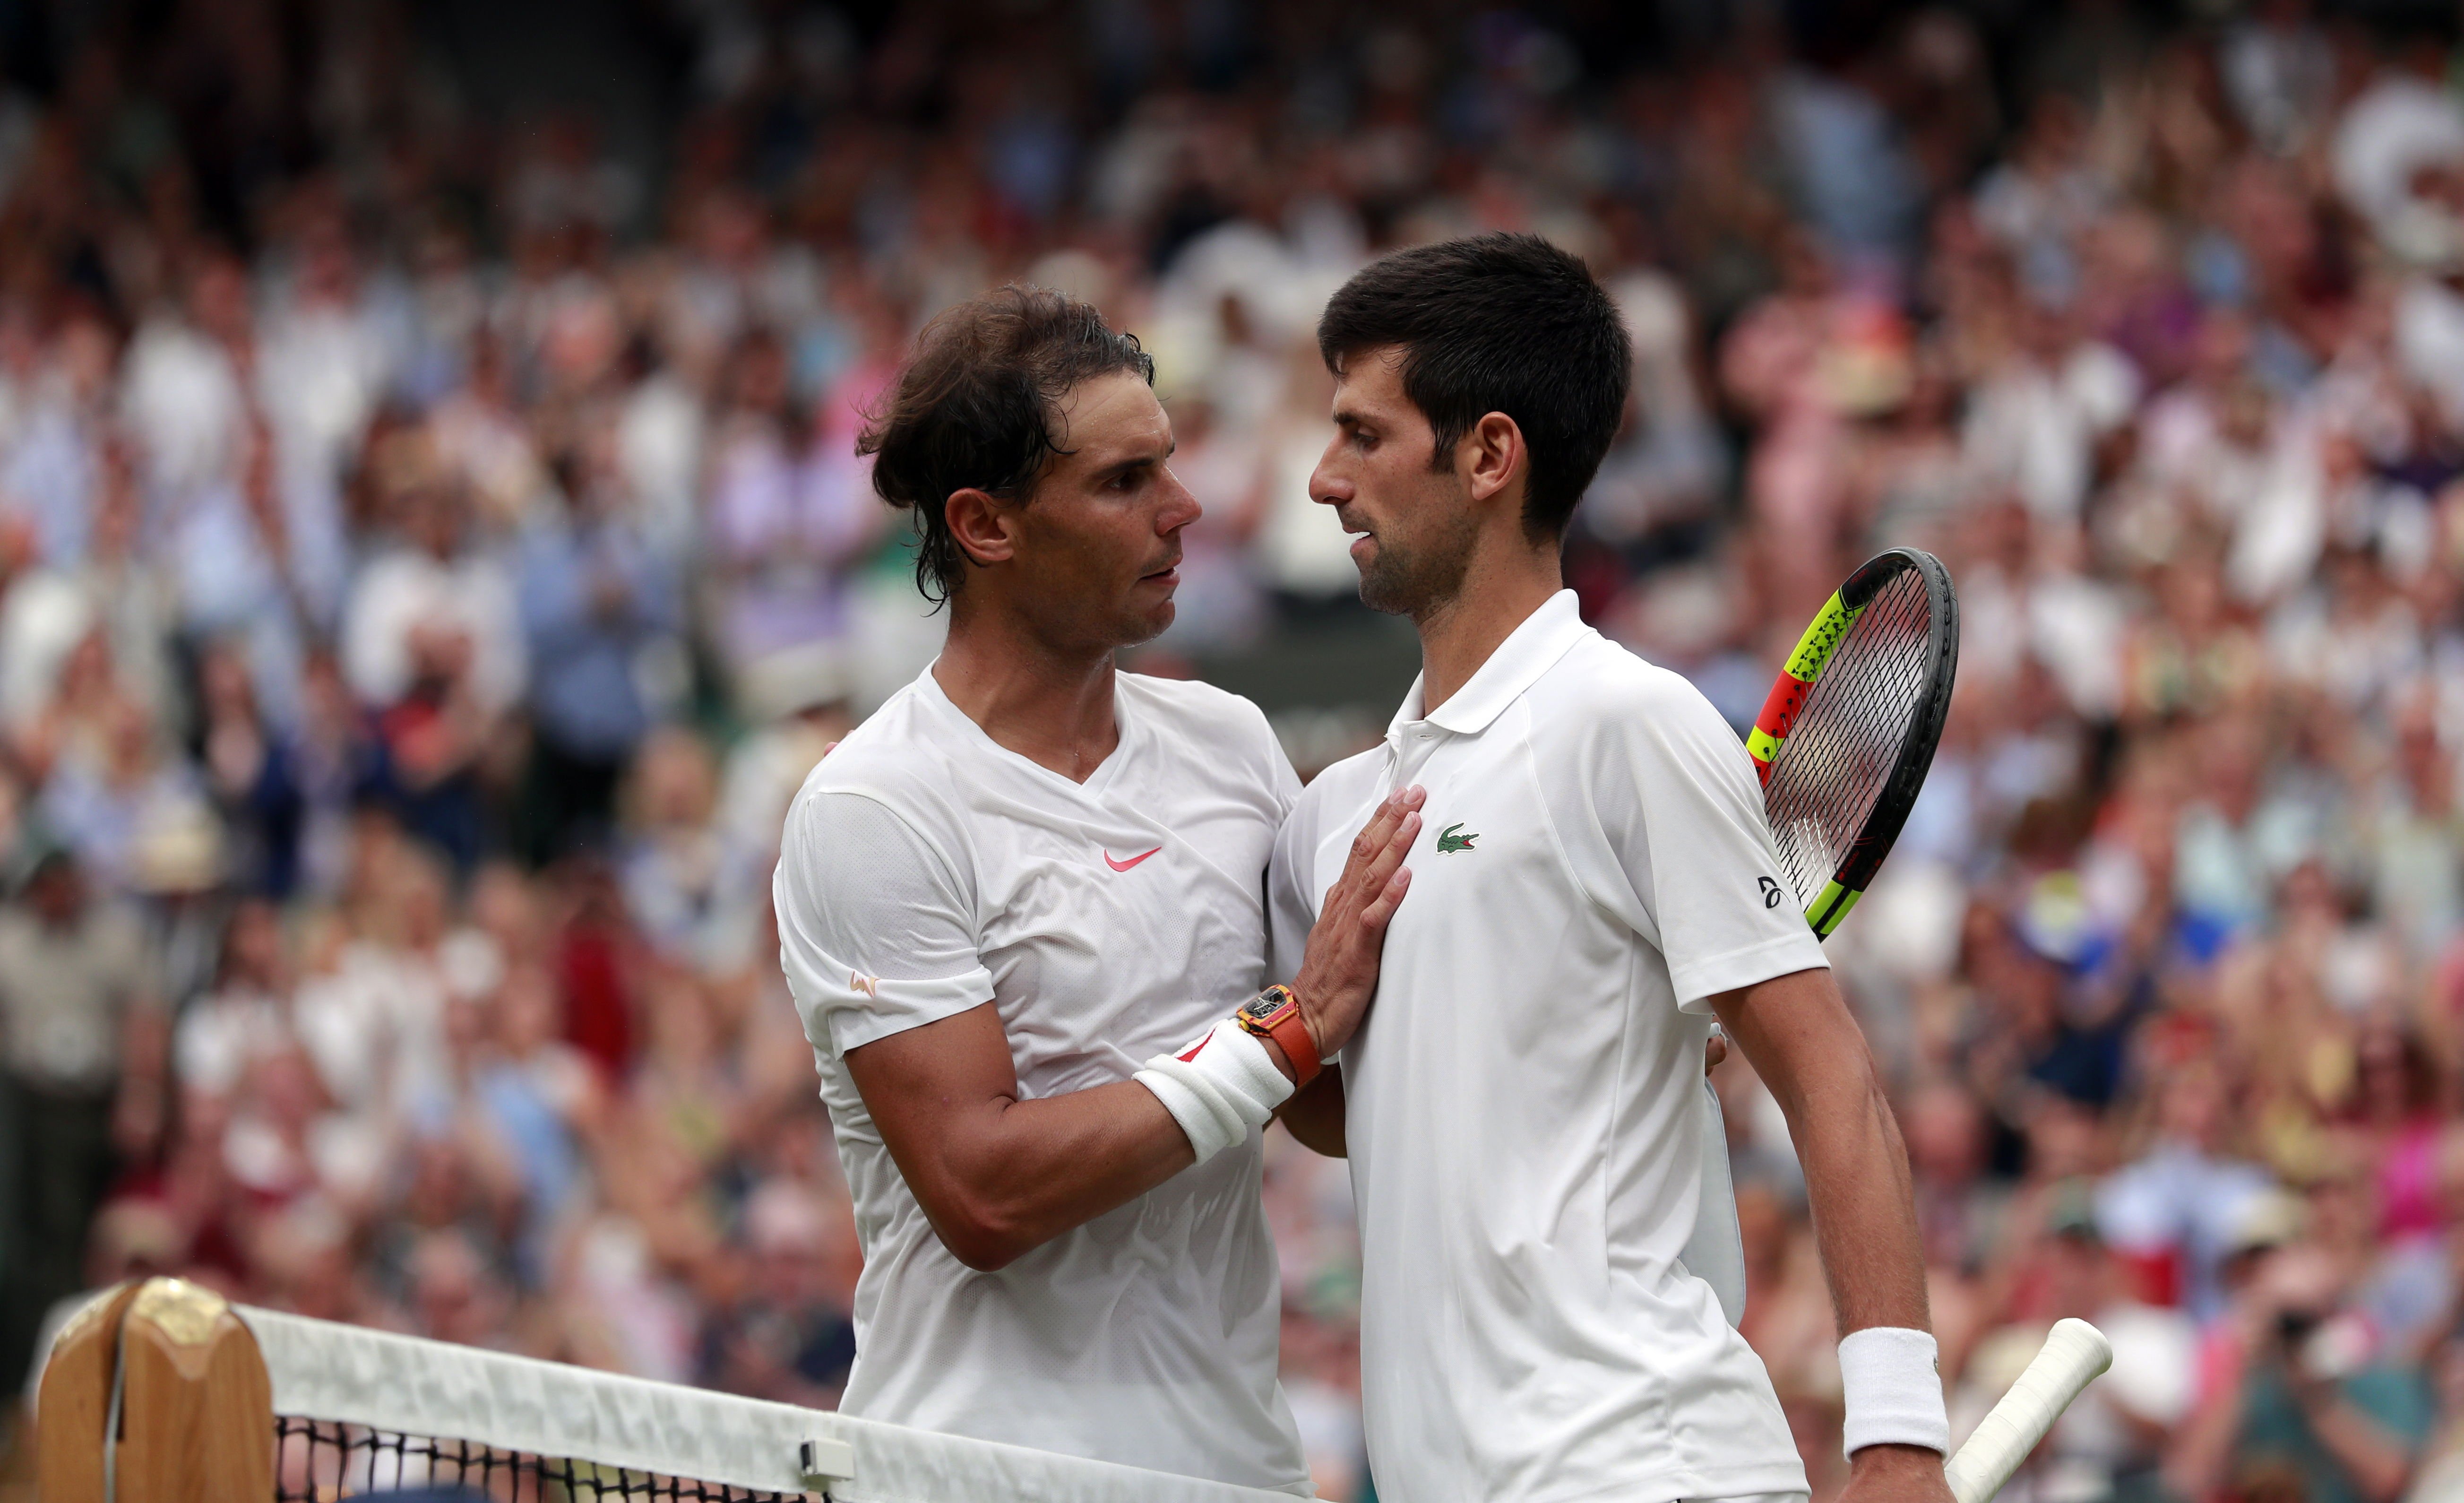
1269,590,1826,1503
774,664,1311,1494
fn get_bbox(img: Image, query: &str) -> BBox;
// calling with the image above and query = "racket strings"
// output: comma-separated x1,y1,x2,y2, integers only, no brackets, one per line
1764,570,1937,904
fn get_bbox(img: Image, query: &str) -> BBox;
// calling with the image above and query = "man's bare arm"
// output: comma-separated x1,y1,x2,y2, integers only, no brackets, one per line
1277,1066,1345,1157
847,1002,1196,1271
844,787,1420,1271
1711,965,1952,1503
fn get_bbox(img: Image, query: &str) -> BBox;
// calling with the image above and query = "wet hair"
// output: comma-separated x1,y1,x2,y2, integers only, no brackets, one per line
1317,233,1630,543
858,285,1155,601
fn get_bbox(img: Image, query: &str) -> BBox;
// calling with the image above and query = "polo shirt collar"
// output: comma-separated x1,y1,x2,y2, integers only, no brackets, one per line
1388,589,1592,739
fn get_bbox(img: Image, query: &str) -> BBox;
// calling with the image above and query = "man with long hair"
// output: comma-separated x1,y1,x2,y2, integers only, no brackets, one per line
773,285,1416,1491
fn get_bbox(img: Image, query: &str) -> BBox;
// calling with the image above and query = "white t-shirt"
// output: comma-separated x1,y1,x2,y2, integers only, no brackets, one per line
773,664,1311,1494
1269,591,1826,1503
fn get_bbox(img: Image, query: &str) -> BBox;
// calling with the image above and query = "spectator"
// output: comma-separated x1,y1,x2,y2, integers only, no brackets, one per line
0,14,2460,1503
516,426,684,862
698,1178,858,1408
2168,1236,2434,1503
0,847,161,1381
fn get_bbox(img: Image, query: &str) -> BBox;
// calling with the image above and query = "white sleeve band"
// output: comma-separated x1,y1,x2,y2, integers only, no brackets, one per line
1134,1019,1296,1166
1838,1326,1949,1457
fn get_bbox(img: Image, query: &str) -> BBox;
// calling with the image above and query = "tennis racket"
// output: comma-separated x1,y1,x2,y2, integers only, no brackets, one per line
1943,1318,2113,1503
1750,547,1959,939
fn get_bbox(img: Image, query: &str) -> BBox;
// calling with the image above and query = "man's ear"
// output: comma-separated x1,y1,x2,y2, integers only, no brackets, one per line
944,487,1018,567
1461,411,1527,510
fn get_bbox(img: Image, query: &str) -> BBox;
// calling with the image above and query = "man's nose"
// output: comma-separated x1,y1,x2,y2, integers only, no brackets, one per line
1157,468,1202,531
1308,441,1350,507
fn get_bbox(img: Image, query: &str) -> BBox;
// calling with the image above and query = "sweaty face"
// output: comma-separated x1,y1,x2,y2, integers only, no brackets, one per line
1004,373,1198,649
1308,348,1476,619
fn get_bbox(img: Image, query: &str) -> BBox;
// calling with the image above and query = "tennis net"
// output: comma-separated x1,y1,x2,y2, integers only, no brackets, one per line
41,1278,1307,1503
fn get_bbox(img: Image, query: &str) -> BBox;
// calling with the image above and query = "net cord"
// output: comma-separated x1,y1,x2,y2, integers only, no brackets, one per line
239,1305,1305,1503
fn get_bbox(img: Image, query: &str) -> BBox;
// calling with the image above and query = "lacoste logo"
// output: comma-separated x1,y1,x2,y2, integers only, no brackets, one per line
1436,823,1478,853
1104,846,1163,872
850,973,879,999
1758,876,1784,909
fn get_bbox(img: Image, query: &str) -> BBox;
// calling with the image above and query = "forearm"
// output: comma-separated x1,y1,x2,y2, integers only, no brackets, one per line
2163,1381,2248,1502
1714,971,1927,1334
1276,1066,1346,1157
1733,973,1956,1501
2304,1390,2416,1503
924,1079,1195,1269
849,1002,1205,1273
1791,1053,1929,1333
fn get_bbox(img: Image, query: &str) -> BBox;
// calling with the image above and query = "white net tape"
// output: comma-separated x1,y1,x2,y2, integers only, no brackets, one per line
242,1305,1306,1503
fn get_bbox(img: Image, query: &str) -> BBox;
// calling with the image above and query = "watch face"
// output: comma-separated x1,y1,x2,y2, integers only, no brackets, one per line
1241,988,1293,1024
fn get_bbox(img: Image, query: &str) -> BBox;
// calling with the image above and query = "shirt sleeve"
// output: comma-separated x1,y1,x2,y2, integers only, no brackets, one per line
1550,670,1830,1012
773,788,995,1056
1266,784,1324,987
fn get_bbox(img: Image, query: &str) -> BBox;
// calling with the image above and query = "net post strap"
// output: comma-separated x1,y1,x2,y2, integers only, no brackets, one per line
238,1305,1309,1503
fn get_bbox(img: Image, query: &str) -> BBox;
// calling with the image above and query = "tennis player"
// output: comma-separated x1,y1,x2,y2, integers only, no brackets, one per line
1268,235,1956,1503
772,285,1418,1492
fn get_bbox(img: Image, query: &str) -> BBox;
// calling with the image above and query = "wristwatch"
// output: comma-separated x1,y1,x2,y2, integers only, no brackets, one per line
1235,985,1322,1087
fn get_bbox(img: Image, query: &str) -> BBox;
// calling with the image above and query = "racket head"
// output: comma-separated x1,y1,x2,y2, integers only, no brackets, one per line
1751,548,1959,939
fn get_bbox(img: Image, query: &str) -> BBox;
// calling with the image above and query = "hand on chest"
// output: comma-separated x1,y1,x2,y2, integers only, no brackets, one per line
1320,752,1557,924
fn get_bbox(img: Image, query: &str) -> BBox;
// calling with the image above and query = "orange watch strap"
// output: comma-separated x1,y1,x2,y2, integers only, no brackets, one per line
1266,1006,1321,1088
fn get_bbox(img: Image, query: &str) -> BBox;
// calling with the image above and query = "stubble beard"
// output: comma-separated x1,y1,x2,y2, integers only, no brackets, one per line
1356,501,1478,622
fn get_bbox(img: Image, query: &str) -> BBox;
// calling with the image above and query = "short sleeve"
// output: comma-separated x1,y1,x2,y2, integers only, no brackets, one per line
1548,669,1829,1012
773,789,995,1056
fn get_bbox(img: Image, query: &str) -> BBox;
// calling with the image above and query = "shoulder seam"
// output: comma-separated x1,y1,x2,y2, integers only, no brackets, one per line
791,785,980,908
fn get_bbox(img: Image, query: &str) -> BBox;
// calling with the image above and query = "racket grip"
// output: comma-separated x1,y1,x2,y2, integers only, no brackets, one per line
1940,1318,2112,1503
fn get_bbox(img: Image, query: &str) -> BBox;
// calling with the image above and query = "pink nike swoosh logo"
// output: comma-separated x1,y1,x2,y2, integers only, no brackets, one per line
1104,846,1163,872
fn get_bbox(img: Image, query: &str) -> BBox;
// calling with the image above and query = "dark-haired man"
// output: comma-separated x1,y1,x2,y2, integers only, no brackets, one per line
1270,234,1954,1503
772,285,1419,1490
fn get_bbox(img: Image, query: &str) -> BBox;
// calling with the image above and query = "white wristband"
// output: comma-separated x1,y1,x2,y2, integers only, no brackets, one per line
1838,1326,1948,1457
1135,1019,1295,1166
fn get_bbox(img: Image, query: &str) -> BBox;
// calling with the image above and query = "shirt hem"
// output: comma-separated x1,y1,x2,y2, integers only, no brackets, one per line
1670,931,1830,1014
827,982,999,1054
1487,1459,1811,1503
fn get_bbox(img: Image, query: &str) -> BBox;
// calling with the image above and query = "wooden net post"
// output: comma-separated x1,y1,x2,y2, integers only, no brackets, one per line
34,1277,274,1503
34,1281,138,1503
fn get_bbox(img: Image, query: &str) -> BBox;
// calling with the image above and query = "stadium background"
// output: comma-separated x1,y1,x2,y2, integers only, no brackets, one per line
5,0,2464,1500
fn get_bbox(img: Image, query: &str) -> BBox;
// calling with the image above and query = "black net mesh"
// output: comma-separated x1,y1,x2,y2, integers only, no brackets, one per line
275,1416,810,1503
1762,567,1936,906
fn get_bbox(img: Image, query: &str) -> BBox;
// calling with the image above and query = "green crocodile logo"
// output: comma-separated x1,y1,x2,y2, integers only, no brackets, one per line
1436,823,1478,853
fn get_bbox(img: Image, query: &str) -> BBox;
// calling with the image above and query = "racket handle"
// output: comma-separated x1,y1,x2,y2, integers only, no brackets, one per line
1940,1318,2112,1503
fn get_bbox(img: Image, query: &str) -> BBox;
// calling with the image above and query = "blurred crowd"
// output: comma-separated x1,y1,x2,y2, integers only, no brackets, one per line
6,2,2464,1503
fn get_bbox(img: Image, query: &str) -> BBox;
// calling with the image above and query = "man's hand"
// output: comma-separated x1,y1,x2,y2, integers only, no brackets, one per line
1286,785,1422,1061
1838,1443,1956,1503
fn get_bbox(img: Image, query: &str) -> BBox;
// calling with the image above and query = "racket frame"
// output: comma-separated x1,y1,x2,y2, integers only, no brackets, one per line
1749,547,1959,938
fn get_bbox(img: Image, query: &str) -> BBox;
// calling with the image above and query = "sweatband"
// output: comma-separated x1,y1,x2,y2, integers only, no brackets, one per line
1135,1019,1296,1166
1838,1326,1949,1456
